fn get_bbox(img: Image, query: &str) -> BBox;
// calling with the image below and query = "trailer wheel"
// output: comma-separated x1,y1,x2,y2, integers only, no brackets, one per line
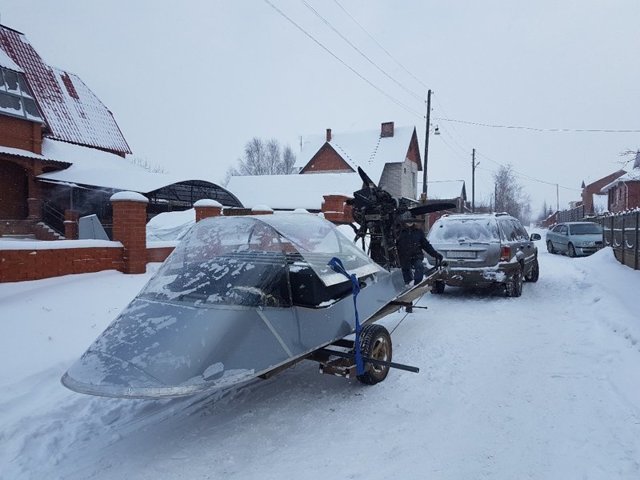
356,324,392,385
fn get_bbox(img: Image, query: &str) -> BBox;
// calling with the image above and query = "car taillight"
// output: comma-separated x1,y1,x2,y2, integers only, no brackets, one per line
500,246,511,262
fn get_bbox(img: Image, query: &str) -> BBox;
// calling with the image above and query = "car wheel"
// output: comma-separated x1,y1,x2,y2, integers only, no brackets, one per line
505,266,523,297
356,324,392,385
431,280,445,294
525,258,539,282
568,243,576,258
546,240,555,254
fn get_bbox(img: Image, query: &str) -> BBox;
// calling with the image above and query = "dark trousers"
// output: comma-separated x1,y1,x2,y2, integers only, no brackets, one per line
401,258,425,284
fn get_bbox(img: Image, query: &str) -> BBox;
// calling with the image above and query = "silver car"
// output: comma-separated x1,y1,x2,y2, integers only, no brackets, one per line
426,213,541,297
545,222,603,257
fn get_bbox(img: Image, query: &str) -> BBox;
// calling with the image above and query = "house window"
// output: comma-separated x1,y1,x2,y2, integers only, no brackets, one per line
0,67,44,122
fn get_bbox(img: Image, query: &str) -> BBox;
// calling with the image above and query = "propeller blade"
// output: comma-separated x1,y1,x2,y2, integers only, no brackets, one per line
409,202,457,215
357,167,377,188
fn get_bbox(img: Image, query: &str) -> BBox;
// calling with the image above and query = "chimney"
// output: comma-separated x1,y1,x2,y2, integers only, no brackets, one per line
326,128,332,142
381,121,394,138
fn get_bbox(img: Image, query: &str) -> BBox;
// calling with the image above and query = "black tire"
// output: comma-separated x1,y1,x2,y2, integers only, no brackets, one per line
431,280,445,294
356,324,392,385
568,243,576,258
505,265,523,297
546,240,555,254
525,258,539,283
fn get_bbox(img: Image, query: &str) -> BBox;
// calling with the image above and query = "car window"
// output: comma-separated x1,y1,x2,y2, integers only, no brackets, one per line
512,220,529,240
551,225,562,233
559,225,568,234
428,218,500,242
498,219,519,241
569,223,602,235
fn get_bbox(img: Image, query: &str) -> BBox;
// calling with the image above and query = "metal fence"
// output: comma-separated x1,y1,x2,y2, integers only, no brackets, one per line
595,212,640,270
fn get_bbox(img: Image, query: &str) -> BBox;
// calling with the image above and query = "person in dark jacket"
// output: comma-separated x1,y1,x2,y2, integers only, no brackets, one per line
397,219,443,285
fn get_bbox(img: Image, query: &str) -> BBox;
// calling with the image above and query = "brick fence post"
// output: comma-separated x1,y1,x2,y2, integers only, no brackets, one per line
111,191,148,274
321,195,353,224
64,209,79,240
194,199,223,222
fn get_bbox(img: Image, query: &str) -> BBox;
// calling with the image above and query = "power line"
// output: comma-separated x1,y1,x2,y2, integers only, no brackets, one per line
262,0,423,118
300,0,424,102
332,0,429,91
434,116,640,133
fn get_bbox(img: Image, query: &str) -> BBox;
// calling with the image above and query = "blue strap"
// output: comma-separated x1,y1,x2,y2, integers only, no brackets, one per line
328,257,364,376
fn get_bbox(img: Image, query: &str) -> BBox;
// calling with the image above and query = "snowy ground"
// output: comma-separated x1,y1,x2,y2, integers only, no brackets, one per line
1,237,640,479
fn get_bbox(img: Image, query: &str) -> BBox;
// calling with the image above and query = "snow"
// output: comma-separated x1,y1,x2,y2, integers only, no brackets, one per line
110,191,148,203
0,239,121,250
1,235,640,479
0,47,23,71
146,208,195,242
227,172,361,210
193,199,222,207
38,139,206,193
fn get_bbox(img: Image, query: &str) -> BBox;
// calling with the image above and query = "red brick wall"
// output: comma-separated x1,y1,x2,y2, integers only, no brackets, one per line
147,246,174,263
609,183,640,213
301,144,353,173
0,115,42,153
0,160,28,218
195,205,222,222
629,183,640,210
0,246,124,282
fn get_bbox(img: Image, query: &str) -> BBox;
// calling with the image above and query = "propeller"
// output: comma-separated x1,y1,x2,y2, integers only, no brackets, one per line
357,166,377,189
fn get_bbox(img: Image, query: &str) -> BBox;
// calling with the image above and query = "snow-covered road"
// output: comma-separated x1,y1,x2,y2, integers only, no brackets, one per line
1,243,640,479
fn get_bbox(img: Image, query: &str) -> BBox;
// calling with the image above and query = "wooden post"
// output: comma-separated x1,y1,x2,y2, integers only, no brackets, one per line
622,215,626,266
633,212,640,270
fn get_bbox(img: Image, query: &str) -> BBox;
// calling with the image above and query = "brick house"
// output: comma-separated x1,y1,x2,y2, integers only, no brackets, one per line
0,23,241,241
227,122,423,221
601,153,640,213
580,169,626,215
296,122,422,199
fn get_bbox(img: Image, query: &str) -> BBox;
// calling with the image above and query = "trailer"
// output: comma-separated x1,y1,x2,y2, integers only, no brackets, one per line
61,212,443,399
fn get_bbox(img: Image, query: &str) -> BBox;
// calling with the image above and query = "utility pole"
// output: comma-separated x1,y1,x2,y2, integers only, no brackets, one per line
422,89,432,198
471,149,479,212
556,184,560,212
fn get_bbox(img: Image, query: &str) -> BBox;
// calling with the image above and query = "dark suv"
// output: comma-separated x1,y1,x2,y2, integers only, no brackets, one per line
426,213,541,297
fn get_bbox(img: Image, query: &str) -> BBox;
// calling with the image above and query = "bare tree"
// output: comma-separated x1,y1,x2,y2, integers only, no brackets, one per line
129,156,167,174
223,137,296,185
493,165,531,223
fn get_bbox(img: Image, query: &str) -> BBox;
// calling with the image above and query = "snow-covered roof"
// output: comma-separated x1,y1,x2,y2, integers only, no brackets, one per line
601,168,640,192
421,180,466,200
0,25,131,155
0,45,22,71
227,172,362,210
295,125,417,184
0,144,56,162
37,139,202,193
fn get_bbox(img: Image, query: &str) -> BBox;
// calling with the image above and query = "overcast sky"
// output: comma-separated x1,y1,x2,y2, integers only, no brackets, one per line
3,0,639,214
